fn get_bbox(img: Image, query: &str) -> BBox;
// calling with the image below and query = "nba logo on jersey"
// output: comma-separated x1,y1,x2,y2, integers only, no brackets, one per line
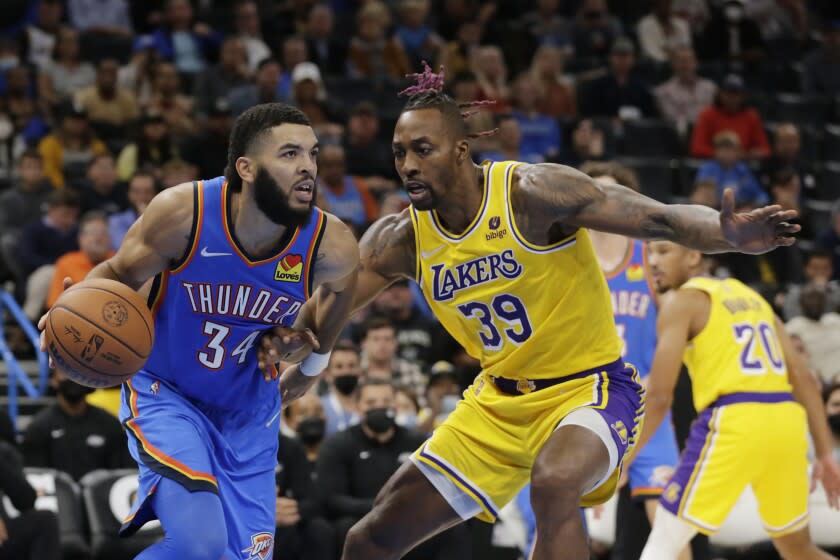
242,532,273,559
610,420,628,445
274,254,303,283
663,481,681,504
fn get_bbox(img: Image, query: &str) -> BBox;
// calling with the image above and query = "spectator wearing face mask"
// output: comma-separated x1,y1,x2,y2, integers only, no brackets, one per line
320,341,363,436
417,361,462,434
276,393,335,560
317,379,426,549
21,370,131,481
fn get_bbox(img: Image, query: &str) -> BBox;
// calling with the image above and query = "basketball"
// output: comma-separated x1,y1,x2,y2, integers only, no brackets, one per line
45,278,155,388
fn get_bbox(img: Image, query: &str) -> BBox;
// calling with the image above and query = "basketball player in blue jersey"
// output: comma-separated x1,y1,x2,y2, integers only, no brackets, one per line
38,103,360,560
583,162,689,559
275,63,801,560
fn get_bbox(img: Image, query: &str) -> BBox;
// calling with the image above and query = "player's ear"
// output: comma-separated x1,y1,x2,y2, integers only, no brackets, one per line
455,139,470,165
235,156,256,185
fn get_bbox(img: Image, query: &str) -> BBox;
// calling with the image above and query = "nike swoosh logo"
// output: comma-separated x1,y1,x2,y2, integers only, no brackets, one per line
200,247,232,258
420,245,446,259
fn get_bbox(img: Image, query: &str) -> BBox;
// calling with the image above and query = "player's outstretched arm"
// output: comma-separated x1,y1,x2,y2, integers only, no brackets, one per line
351,209,417,313
515,163,800,254
776,316,840,508
279,214,360,405
87,183,195,289
625,289,701,466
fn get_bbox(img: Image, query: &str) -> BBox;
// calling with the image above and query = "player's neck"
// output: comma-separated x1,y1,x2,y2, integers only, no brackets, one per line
589,231,631,274
433,163,484,235
229,190,291,256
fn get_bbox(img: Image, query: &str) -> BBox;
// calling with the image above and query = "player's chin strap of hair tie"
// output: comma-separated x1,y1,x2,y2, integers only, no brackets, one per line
300,351,332,377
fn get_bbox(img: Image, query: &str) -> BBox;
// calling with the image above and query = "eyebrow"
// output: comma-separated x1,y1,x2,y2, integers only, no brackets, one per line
278,142,320,152
392,137,433,148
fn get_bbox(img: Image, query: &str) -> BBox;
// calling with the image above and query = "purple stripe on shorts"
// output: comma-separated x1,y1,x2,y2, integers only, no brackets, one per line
418,446,499,519
709,392,793,408
660,408,715,517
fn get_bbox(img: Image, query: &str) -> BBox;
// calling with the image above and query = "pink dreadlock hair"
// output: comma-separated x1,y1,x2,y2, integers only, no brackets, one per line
398,61,498,139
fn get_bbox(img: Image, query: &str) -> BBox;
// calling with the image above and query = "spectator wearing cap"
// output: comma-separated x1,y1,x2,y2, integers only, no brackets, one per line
697,0,765,64
344,101,399,184
759,123,816,195
348,1,411,81
305,4,348,77
654,45,716,128
229,57,285,117
803,20,840,95
37,26,95,107
145,61,197,138
192,37,250,117
636,0,692,63
233,0,272,73
290,62,343,129
316,144,378,230
181,98,233,179
16,190,80,320
37,102,108,189
116,111,180,181
75,58,139,127
117,35,160,106
579,37,658,119
417,361,462,434
109,172,160,249
695,131,767,206
148,0,221,75
690,74,771,159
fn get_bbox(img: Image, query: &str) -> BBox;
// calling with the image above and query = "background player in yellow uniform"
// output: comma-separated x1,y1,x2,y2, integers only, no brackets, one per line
277,63,802,560
634,240,840,560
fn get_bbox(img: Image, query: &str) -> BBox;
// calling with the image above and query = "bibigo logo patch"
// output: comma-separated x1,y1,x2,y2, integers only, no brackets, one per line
242,532,273,559
274,254,303,283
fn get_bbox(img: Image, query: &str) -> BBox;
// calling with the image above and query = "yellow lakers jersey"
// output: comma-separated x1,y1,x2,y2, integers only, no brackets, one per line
681,277,792,411
410,161,621,380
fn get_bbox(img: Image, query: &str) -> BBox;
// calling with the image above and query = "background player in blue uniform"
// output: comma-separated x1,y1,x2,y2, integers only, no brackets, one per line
39,103,360,560
584,162,690,560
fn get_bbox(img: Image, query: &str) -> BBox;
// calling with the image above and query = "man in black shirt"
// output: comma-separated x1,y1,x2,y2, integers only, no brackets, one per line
318,379,470,558
274,433,335,560
0,441,61,560
21,370,130,481
77,153,128,215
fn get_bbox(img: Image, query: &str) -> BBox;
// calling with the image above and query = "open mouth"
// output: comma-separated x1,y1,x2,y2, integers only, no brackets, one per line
405,181,431,201
292,181,314,202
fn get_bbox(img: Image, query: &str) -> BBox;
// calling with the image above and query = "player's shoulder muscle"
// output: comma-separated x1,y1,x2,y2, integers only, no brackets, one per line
137,182,196,262
313,211,361,285
359,209,416,280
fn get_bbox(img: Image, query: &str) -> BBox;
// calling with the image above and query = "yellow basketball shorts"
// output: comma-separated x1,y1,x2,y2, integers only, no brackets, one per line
411,360,645,523
660,393,809,537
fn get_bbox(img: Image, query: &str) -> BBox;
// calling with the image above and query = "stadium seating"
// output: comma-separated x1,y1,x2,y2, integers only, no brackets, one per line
619,119,681,158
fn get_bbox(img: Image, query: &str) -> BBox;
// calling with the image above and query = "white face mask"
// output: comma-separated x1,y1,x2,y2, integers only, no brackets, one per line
395,413,418,429
0,57,19,71
0,117,12,141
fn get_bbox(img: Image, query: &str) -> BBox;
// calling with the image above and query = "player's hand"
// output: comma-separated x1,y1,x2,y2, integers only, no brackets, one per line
275,496,301,527
812,454,840,510
257,327,320,382
37,276,74,367
720,188,800,255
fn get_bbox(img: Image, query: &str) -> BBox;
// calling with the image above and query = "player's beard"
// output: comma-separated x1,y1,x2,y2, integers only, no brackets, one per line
253,167,313,228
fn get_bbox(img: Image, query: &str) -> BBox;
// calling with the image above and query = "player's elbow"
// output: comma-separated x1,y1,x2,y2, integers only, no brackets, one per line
645,389,673,412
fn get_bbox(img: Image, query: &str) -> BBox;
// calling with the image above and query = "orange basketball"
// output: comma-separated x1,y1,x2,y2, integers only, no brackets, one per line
45,278,155,388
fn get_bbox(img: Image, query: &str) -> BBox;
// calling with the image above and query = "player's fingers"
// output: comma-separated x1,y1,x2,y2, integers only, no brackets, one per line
303,328,320,351
720,189,736,217
768,210,799,223
775,222,801,234
62,276,73,291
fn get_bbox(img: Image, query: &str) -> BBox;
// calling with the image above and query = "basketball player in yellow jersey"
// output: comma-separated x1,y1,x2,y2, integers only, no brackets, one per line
633,240,840,560
276,64,801,560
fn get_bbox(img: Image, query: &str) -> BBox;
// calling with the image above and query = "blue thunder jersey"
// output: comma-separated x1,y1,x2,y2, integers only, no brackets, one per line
142,177,327,408
605,239,656,377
